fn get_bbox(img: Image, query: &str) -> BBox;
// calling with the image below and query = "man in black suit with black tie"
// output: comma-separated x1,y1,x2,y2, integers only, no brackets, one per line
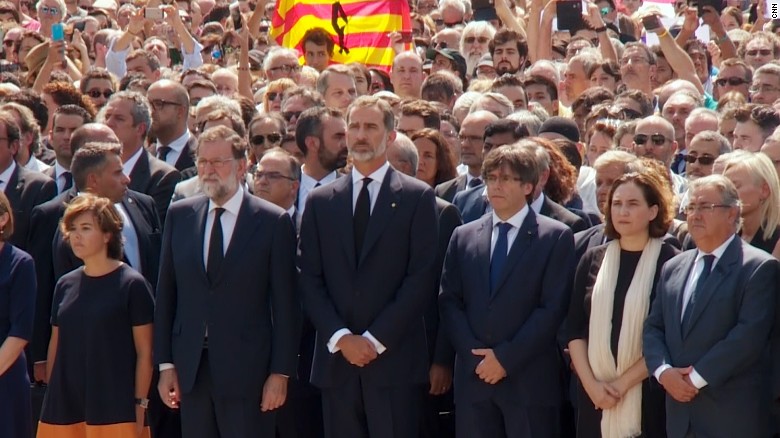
148,80,197,173
43,105,93,194
299,95,439,437
155,126,300,437
100,91,181,224
0,111,56,250
439,144,575,437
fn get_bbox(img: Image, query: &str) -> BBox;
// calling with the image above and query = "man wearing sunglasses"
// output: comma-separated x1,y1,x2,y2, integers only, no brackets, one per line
714,58,751,101
633,116,687,195
676,131,732,218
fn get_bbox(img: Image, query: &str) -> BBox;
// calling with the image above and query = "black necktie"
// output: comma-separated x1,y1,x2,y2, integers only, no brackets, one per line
682,254,715,331
314,182,321,188
158,146,172,162
469,177,483,188
62,171,73,191
490,222,512,295
353,178,371,261
671,153,685,175
207,208,225,283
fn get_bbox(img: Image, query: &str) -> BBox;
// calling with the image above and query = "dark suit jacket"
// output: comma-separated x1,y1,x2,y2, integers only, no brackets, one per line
128,150,181,225
5,164,56,250
42,166,55,181
439,209,574,406
172,135,196,173
540,196,588,233
52,190,162,288
452,184,488,224
298,166,438,389
154,192,299,398
643,237,778,438
574,224,682,264
434,174,468,203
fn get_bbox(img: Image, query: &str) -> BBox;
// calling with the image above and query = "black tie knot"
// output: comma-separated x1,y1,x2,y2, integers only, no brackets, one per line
158,146,172,162
469,177,483,188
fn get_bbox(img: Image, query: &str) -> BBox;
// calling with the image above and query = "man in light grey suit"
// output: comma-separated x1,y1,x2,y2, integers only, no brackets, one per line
644,174,778,438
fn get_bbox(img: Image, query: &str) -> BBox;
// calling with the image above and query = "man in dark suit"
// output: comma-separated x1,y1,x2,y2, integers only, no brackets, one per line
42,105,93,194
434,111,498,202
155,126,299,437
439,144,575,437
298,96,439,437
100,91,181,224
148,80,196,172
0,111,57,250
644,174,777,438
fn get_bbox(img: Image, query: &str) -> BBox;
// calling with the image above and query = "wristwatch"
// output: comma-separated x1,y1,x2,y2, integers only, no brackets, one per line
135,398,150,409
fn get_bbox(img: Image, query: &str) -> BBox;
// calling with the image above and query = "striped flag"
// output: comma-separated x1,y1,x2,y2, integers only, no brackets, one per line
270,0,412,70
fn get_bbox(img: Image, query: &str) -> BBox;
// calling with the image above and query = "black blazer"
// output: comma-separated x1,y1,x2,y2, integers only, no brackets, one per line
540,196,588,233
644,238,778,438
128,150,181,226
172,134,197,172
452,184,488,224
51,190,162,288
439,209,575,407
434,174,468,203
154,192,299,398
298,166,439,389
5,164,56,250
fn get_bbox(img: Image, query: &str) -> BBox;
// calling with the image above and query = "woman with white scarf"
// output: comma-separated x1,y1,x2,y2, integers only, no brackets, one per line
566,170,678,438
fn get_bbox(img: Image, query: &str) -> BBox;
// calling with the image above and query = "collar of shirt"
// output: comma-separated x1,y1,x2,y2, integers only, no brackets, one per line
530,192,545,214
208,185,244,216
351,161,390,188
0,160,17,188
466,172,481,187
159,130,190,154
492,204,529,230
122,146,145,177
301,168,338,190
695,233,736,270
286,205,296,218
54,161,69,179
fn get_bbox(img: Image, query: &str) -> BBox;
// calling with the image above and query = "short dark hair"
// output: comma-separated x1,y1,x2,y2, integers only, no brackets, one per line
71,141,122,191
4,89,48,135
615,89,654,117
400,100,441,130
421,73,458,105
295,107,343,156
61,193,124,261
301,27,335,55
54,104,93,128
79,68,117,95
482,144,540,203
523,74,558,101
484,119,528,145
734,104,780,138
572,87,615,117
604,171,674,239
127,49,161,71
489,28,528,63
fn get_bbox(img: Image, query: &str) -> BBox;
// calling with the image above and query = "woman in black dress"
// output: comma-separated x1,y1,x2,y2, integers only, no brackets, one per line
0,191,37,438
566,170,678,438
38,194,154,438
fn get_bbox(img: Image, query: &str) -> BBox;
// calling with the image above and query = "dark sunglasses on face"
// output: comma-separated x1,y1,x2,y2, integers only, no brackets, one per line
746,49,773,57
434,18,444,26
608,108,641,120
433,41,447,49
282,111,302,122
87,89,113,99
684,154,716,165
715,77,748,87
464,36,490,44
266,92,282,101
633,133,668,146
251,133,282,145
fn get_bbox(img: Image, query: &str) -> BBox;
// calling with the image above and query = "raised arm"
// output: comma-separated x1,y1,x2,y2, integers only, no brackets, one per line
584,2,617,62
536,0,557,63
648,16,705,94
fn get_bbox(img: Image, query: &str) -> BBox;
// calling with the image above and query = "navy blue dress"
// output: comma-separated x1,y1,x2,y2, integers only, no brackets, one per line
0,243,37,438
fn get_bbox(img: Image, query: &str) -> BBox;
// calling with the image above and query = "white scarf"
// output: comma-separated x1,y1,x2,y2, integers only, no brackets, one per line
588,238,662,438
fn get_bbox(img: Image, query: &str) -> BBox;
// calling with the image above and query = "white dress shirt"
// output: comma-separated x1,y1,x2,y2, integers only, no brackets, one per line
530,191,545,214
24,156,51,174
653,234,736,389
115,203,141,271
53,162,70,194
157,130,191,168
122,146,145,177
106,36,204,79
491,205,529,258
327,161,391,356
297,168,338,227
0,160,17,192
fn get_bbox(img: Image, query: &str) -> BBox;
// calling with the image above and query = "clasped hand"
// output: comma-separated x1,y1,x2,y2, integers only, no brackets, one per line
659,366,699,403
472,349,507,384
338,334,377,367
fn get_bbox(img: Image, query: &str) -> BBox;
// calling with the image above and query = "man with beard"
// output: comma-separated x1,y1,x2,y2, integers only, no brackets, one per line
460,21,496,77
148,79,197,173
390,52,425,100
489,28,527,76
295,107,348,227
620,42,657,98
155,125,299,436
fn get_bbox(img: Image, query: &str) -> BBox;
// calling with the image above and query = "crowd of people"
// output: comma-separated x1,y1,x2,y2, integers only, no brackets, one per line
1,0,780,437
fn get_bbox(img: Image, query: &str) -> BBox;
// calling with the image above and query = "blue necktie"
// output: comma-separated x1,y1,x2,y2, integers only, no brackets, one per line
490,222,512,294
682,254,715,332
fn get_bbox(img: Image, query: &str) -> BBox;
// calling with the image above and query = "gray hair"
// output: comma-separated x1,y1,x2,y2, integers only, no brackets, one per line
392,133,418,176
439,0,466,15
690,130,732,155
195,95,242,119
459,20,496,53
263,47,300,73
98,91,152,137
506,110,543,136
37,0,66,20
469,92,514,118
593,150,637,171
688,174,742,223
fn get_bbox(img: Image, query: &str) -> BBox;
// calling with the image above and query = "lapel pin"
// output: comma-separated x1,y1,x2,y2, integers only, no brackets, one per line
391,202,396,208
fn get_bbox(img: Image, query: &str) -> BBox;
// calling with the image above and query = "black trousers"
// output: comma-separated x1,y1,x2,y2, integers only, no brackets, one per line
180,349,275,438
456,397,559,438
321,374,423,438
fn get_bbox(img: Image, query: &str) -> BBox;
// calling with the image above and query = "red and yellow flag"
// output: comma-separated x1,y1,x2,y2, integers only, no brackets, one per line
270,0,412,70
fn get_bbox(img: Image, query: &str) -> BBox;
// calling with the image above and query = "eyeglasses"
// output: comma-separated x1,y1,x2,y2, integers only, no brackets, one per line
150,99,182,109
683,154,716,165
464,36,490,44
749,84,780,94
684,203,731,215
485,175,522,185
715,77,748,87
268,64,300,74
746,49,773,57
266,92,283,101
282,111,302,122
444,20,463,28
633,133,668,146
87,89,113,99
196,157,235,169
250,133,282,145
40,5,59,15
254,171,294,181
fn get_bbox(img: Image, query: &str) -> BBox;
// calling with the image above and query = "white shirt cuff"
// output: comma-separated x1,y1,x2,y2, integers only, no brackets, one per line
362,331,387,354
159,363,175,371
653,364,672,382
327,328,352,353
688,368,708,389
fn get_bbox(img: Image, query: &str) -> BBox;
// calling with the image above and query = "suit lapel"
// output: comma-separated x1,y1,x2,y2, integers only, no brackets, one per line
359,167,401,265
216,193,260,283
683,238,741,338
128,151,151,193
4,165,21,206
333,176,357,269
492,209,538,297
671,251,697,338
475,216,492,293
193,198,209,282
456,174,468,192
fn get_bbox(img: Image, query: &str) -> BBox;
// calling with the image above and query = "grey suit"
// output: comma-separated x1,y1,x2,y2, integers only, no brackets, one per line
643,237,778,438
